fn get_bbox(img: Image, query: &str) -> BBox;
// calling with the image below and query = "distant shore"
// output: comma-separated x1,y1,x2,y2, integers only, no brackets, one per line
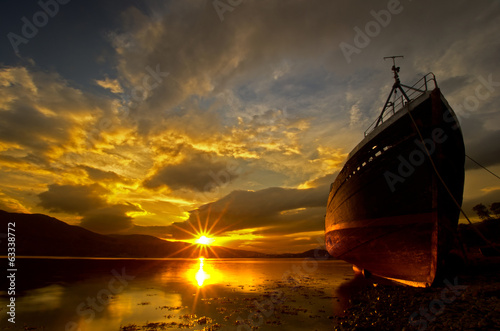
334,258,500,330
0,211,333,259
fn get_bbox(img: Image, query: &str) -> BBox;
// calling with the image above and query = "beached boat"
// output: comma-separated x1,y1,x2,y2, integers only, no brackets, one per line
325,60,465,287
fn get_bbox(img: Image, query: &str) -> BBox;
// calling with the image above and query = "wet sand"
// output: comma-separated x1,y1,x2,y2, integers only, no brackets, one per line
116,270,351,331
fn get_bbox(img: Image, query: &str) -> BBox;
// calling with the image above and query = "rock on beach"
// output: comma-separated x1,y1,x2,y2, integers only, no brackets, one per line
334,261,500,330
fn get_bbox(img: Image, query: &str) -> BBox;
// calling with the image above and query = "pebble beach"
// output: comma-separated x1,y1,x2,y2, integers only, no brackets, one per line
334,258,500,330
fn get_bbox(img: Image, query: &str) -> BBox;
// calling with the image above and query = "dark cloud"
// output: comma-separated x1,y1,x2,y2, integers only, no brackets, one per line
169,183,330,239
143,152,239,192
440,75,473,95
80,166,125,182
80,204,136,234
112,0,500,117
0,103,71,159
108,0,358,134
38,184,109,215
465,130,500,169
38,184,143,234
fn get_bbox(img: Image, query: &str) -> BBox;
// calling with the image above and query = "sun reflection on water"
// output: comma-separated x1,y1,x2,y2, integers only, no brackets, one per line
195,257,209,286
187,257,223,288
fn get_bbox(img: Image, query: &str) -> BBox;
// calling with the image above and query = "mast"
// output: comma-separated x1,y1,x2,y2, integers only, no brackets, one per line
364,57,438,136
375,56,411,127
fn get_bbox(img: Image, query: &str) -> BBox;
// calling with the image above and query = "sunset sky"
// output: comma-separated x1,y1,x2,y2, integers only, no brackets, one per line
1,0,499,253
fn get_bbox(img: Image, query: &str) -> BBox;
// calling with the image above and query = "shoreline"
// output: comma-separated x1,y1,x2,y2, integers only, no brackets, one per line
334,260,500,330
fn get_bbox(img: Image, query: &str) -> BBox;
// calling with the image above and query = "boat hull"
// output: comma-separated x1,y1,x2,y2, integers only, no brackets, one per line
325,88,465,287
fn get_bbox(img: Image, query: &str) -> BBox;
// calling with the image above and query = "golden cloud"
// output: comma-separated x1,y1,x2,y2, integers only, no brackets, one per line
95,77,124,94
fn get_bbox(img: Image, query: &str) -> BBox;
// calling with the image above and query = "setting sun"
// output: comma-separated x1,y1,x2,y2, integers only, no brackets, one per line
195,235,215,245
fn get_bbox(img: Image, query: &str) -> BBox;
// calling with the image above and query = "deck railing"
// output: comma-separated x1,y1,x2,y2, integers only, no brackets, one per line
364,73,437,136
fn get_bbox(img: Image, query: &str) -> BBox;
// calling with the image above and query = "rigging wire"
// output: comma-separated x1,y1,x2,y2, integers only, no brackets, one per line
466,154,500,181
406,104,500,256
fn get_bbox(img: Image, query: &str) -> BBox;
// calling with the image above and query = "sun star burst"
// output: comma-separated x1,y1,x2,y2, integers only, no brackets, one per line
195,235,215,245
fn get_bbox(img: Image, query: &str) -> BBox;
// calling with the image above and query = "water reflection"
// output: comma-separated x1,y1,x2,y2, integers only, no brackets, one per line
185,257,224,287
0,258,355,330
18,284,64,312
195,257,209,286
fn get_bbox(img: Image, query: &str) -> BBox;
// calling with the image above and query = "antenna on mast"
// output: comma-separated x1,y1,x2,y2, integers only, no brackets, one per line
384,55,404,84
373,55,411,128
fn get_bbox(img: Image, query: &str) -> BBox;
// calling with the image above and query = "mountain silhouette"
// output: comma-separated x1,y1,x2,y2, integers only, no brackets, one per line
0,210,330,258
0,210,267,258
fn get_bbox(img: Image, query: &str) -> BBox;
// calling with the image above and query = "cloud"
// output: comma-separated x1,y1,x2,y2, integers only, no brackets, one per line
105,0,354,133
95,77,124,94
0,192,30,213
80,165,126,183
80,204,136,234
103,0,500,187
0,66,118,164
38,183,142,234
38,184,109,215
143,151,240,192
464,129,500,169
300,172,339,189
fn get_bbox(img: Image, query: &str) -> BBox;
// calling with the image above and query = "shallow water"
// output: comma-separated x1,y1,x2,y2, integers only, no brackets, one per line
0,258,355,330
